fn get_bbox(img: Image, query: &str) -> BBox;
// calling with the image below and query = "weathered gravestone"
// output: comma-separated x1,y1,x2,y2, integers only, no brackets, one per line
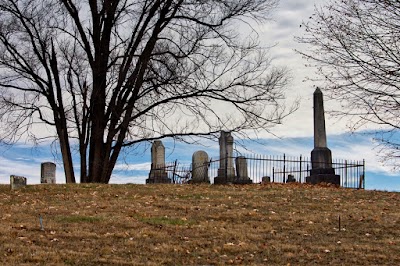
214,131,236,184
235,156,252,184
262,176,271,184
41,162,56,184
146,140,171,184
191,151,210,183
286,174,296,183
306,88,340,185
10,175,27,190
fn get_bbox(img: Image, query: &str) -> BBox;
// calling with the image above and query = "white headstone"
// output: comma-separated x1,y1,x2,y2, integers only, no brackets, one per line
192,151,209,183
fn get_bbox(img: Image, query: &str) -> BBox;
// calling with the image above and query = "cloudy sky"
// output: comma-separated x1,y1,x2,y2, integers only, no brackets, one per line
1,0,399,191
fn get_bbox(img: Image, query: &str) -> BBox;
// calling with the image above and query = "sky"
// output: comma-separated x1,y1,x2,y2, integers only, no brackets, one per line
1,0,399,192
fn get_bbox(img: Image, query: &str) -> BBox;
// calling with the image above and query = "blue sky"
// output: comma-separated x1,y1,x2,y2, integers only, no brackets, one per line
1,0,399,192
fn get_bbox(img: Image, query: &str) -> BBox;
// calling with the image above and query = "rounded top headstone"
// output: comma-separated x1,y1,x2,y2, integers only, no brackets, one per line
192,150,208,161
41,162,56,184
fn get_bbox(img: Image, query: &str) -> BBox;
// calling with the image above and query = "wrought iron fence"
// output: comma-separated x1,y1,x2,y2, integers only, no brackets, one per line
161,154,365,189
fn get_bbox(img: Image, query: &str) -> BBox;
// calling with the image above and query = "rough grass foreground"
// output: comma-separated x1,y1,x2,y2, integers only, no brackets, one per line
0,183,399,265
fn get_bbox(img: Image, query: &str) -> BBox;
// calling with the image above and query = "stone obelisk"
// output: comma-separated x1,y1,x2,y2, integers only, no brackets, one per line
306,88,340,185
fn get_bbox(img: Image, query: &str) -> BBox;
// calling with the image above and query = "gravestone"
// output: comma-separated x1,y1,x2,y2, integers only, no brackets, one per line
234,156,252,184
262,176,271,184
146,140,171,184
10,175,27,190
286,174,296,183
191,151,210,183
41,162,56,184
214,131,236,184
306,88,340,185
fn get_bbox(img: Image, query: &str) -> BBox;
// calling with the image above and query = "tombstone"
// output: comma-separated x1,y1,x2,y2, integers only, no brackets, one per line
10,175,27,190
286,174,296,183
41,162,56,184
146,140,171,184
234,156,252,184
191,151,210,183
262,176,271,184
306,88,340,185
214,131,236,184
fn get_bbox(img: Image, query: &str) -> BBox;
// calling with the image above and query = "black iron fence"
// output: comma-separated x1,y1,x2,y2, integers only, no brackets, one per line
160,154,365,189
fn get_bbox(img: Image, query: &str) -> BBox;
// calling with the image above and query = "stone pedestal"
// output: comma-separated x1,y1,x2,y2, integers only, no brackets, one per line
146,140,171,184
191,151,210,183
311,147,333,171
234,156,252,184
307,148,340,185
306,174,340,185
146,173,170,184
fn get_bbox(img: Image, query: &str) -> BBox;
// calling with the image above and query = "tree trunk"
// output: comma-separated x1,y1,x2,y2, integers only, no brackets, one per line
88,77,107,183
57,127,76,183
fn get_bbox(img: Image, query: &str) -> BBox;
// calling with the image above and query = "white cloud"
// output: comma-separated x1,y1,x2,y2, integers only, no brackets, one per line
114,162,151,171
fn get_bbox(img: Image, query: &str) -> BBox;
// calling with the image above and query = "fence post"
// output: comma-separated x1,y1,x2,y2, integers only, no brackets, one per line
345,160,348,188
225,150,228,183
359,159,365,189
272,166,275,183
283,154,286,183
299,155,302,183
172,160,177,184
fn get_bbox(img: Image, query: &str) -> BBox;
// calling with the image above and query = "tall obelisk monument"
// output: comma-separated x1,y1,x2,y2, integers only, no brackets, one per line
307,88,340,185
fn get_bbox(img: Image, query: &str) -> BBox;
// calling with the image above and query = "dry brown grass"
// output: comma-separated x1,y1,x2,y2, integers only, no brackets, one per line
0,183,399,265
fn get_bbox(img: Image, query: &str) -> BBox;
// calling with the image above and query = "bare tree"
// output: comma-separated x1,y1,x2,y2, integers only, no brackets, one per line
297,0,400,168
0,0,294,183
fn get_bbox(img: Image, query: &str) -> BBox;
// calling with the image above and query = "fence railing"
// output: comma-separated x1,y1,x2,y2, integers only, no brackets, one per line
158,154,365,189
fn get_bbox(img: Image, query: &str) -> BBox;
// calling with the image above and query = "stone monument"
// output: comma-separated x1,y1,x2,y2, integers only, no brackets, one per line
10,175,27,190
41,162,56,184
306,88,340,185
214,131,236,184
234,156,252,184
262,176,271,184
286,174,296,183
146,140,171,184
191,151,210,183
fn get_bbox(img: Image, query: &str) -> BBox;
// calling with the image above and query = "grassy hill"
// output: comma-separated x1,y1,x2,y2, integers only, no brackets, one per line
0,183,399,265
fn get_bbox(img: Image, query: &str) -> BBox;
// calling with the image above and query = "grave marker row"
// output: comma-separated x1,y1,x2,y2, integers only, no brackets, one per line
9,162,56,189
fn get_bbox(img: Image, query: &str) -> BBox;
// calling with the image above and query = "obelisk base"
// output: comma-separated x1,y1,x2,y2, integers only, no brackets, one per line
214,168,236,184
306,174,340,185
308,147,340,186
146,171,171,184
233,177,253,185
311,147,333,169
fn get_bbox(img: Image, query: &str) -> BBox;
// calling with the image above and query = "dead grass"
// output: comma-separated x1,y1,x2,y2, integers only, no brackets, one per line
0,183,399,265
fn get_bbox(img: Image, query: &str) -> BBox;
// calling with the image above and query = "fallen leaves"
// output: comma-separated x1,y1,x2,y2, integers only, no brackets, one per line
0,183,399,265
